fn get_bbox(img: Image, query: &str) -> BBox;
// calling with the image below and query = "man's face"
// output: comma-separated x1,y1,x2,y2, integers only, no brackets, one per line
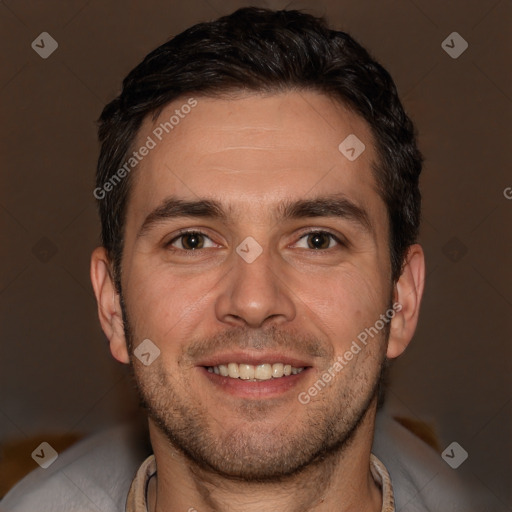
119,91,394,479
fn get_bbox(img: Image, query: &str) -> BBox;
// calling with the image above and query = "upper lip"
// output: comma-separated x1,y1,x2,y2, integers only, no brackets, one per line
196,351,313,368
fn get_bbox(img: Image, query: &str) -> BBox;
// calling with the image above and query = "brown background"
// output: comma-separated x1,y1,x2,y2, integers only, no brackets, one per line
0,0,510,508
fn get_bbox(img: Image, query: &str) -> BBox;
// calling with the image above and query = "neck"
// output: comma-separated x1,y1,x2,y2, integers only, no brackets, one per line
148,403,382,512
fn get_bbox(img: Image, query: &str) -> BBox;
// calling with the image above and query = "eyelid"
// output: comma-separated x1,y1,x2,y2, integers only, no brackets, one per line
165,228,348,252
292,229,347,249
166,228,219,250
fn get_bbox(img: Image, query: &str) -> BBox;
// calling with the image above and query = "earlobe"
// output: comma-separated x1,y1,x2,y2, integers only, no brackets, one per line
90,247,130,364
386,244,425,359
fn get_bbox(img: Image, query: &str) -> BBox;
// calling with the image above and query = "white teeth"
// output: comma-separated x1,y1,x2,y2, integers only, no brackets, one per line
272,363,284,378
227,363,239,378
239,364,255,380
206,362,305,380
254,364,272,380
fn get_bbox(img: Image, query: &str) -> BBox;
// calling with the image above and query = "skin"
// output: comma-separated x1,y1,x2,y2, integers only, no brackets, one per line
90,91,425,512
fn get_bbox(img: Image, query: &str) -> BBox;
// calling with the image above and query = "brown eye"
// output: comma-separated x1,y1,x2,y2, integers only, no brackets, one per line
306,232,332,249
295,231,342,250
168,231,212,251
180,232,204,250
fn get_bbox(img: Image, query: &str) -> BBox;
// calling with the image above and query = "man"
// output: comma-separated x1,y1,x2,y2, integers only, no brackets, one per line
2,7,478,512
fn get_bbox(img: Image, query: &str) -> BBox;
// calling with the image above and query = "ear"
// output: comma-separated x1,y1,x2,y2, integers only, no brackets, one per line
386,244,425,359
90,247,130,364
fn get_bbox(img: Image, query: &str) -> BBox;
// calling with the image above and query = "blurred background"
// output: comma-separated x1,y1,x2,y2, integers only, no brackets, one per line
0,0,510,508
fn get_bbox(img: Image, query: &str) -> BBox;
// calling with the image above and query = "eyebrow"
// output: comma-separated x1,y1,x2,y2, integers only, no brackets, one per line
136,193,374,240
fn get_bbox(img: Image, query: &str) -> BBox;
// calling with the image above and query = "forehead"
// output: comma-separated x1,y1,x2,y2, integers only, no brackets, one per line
126,91,382,225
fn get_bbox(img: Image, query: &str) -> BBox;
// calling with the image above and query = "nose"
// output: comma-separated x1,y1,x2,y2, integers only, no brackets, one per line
214,241,296,329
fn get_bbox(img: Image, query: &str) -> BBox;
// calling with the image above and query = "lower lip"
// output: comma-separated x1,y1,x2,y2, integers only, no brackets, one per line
199,367,311,398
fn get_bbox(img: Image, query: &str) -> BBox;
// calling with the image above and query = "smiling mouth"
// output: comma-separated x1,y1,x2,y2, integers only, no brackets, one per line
205,362,306,381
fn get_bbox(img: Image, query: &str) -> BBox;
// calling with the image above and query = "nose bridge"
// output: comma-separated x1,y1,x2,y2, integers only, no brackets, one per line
235,237,275,290
215,236,295,328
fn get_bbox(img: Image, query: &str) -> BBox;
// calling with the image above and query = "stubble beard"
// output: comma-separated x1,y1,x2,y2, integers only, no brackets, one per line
120,293,389,482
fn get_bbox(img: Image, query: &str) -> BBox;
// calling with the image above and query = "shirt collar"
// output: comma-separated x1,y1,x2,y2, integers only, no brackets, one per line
126,453,395,512
370,453,396,512
126,454,156,512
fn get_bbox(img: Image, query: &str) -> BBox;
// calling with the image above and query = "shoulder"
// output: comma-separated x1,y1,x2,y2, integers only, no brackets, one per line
0,421,151,512
372,410,491,512
1,413,494,512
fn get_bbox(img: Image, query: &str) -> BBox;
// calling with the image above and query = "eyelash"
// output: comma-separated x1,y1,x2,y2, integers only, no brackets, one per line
165,229,346,254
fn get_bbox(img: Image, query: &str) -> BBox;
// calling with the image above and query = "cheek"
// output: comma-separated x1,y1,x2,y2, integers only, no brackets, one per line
300,266,389,341
123,262,208,346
